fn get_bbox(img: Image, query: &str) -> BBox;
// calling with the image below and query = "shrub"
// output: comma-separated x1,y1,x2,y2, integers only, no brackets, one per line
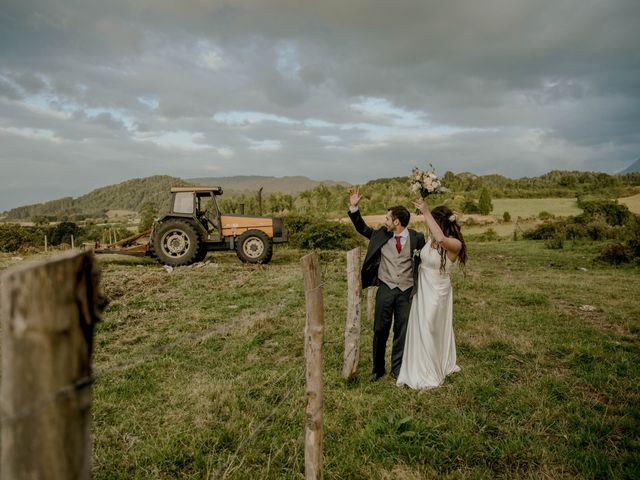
295,220,360,250
584,216,610,241
626,215,640,257
523,221,564,240
577,198,632,226
545,234,564,249
31,215,49,226
462,199,480,214
598,243,630,265
564,223,588,241
466,228,501,242
139,202,158,232
0,224,36,252
283,214,315,237
285,214,361,250
49,221,81,245
538,211,555,220
502,211,511,222
81,225,133,243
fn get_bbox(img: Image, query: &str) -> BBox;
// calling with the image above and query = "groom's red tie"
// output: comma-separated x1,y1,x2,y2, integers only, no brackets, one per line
395,235,402,253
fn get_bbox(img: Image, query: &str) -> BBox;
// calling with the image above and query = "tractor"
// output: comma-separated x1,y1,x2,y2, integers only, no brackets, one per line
89,186,287,266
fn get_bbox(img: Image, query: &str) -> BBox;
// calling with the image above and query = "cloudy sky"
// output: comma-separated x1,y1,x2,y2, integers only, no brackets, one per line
1,0,639,211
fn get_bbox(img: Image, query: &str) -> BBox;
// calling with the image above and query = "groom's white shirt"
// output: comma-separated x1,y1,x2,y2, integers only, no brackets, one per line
394,228,409,247
349,206,409,247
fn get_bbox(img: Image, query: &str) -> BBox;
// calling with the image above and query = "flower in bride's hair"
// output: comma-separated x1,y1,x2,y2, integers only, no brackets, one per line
449,214,457,222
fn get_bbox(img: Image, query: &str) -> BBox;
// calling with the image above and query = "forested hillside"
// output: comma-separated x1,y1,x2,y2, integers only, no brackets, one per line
218,170,640,217
3,176,189,221
187,175,349,193
3,170,639,221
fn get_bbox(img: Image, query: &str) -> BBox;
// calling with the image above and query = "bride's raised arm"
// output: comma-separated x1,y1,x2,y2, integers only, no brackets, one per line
413,198,461,254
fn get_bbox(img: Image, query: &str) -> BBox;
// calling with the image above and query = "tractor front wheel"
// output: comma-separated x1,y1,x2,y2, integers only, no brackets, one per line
152,220,201,266
235,230,273,264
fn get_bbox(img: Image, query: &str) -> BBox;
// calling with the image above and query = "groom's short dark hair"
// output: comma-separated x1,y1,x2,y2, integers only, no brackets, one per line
388,206,410,227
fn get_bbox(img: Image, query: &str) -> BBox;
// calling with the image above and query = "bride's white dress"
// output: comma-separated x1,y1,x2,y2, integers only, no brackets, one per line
396,238,460,389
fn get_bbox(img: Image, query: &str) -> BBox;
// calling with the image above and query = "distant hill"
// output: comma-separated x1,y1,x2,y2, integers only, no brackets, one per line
3,169,639,221
2,174,350,220
187,175,350,193
3,175,189,220
618,158,640,174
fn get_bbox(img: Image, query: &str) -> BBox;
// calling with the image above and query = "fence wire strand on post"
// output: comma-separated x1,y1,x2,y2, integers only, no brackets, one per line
0,251,339,476
208,365,305,480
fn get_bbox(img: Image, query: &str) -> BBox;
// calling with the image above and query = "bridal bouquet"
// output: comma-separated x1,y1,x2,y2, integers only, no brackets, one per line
409,164,449,198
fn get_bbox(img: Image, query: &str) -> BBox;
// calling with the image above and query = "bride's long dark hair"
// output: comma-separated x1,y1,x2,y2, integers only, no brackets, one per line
430,205,467,273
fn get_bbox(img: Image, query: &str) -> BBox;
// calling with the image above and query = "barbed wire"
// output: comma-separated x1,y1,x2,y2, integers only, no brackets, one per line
0,375,93,425
208,364,304,480
1,253,369,474
0,301,371,427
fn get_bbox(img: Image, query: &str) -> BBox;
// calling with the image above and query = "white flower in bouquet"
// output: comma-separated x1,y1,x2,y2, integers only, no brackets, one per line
409,164,449,198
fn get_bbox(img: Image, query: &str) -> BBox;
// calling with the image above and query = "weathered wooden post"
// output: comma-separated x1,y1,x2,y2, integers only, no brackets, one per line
342,247,362,379
1,250,102,480
367,287,376,324
71,234,75,249
44,234,48,252
301,252,324,480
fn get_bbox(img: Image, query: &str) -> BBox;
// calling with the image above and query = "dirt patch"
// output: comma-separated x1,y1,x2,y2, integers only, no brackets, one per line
555,300,628,336
618,192,640,214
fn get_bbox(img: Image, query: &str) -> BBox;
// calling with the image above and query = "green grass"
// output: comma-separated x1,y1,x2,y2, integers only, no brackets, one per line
1,241,639,479
491,198,582,219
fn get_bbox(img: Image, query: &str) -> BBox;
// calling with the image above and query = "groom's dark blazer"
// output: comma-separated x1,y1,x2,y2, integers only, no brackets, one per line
348,208,426,296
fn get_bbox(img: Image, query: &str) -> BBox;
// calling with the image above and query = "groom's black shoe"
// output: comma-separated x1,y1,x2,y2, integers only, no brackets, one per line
368,372,384,382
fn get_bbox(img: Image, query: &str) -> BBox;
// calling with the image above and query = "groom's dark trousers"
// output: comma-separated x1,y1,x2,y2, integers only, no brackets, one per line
348,208,425,378
374,282,413,376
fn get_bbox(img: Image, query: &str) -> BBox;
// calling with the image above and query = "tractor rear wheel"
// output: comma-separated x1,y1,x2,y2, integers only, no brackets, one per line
152,219,201,266
235,230,273,264
194,242,208,262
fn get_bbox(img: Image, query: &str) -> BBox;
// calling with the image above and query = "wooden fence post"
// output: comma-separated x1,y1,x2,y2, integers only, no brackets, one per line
367,287,376,324
301,253,324,480
44,234,48,252
342,248,361,379
71,234,75,249
1,250,102,480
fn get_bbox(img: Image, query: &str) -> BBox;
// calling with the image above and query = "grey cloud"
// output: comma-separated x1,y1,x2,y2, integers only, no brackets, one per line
0,78,21,100
1,0,638,210
9,72,47,94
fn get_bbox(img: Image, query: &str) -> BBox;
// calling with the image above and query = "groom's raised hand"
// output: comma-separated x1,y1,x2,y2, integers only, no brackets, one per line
348,186,362,208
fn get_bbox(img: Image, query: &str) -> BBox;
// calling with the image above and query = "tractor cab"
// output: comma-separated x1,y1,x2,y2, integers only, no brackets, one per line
167,186,223,239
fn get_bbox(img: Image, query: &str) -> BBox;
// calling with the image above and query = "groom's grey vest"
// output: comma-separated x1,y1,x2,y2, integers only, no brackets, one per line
378,240,413,292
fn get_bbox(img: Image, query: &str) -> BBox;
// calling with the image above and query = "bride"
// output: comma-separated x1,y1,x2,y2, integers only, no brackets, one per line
396,198,467,390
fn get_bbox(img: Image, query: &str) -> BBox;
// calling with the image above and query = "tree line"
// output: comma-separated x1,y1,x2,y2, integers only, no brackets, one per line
2,170,639,222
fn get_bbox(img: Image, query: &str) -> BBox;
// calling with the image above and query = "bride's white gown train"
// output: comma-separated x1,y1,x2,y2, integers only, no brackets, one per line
397,239,460,389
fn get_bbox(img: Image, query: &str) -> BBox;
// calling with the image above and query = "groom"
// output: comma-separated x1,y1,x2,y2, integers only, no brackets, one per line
348,186,426,381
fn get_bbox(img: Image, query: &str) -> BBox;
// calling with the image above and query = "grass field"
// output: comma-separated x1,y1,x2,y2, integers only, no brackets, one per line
490,198,583,219
619,193,640,214
1,242,639,479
